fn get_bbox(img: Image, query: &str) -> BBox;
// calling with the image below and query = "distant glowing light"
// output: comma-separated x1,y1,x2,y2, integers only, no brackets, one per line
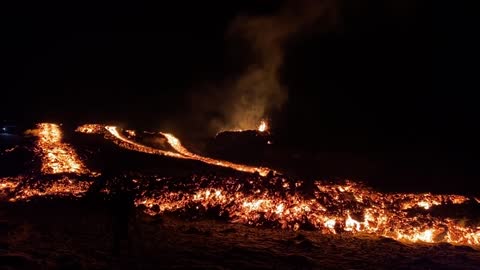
258,120,268,132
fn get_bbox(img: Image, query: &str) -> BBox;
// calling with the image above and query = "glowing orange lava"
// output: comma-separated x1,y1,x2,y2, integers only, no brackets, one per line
136,179,480,246
76,124,104,134
0,177,21,195
105,126,187,159
161,132,272,176
1,124,95,201
258,120,268,132
77,124,273,176
12,177,93,202
35,123,88,174
75,123,480,246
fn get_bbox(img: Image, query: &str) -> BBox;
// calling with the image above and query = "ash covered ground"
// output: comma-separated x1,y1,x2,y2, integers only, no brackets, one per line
1,124,480,269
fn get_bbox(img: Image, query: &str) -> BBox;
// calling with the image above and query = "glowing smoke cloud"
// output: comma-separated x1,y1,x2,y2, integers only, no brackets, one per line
221,0,338,131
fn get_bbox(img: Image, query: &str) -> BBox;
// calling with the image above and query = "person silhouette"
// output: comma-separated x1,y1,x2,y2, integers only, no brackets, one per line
109,174,136,256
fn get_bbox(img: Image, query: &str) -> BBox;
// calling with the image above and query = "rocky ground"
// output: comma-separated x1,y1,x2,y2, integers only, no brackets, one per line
1,198,480,270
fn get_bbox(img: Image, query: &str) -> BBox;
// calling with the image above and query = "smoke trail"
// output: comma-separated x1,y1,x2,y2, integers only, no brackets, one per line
220,0,339,131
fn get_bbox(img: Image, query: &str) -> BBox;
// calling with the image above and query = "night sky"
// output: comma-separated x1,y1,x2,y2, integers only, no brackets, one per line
1,1,479,186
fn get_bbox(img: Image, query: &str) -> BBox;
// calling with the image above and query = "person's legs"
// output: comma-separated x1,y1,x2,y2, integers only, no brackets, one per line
112,216,121,255
127,206,138,255
112,208,130,255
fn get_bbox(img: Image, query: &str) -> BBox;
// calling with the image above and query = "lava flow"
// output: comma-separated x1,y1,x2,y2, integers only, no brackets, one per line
77,124,273,176
135,176,480,246
104,126,186,159
1,123,479,247
1,123,95,201
161,132,272,176
35,123,89,174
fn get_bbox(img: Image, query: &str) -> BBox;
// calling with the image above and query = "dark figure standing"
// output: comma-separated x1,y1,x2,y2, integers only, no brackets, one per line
109,174,136,256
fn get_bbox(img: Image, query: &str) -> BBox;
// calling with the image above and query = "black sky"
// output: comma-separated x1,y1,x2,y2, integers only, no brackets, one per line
1,0,478,155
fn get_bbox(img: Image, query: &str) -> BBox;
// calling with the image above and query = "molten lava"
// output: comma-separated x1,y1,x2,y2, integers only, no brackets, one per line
258,120,268,132
76,124,273,176
3,123,479,247
14,177,93,201
104,126,186,159
0,123,95,201
0,177,21,195
35,123,89,174
135,177,480,246
161,132,272,176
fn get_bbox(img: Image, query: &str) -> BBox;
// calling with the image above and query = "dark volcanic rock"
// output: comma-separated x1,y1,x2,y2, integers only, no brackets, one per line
282,254,314,269
0,241,8,250
183,226,211,236
220,228,237,234
0,253,37,269
296,239,314,250
56,254,82,270
207,130,271,163
293,234,307,241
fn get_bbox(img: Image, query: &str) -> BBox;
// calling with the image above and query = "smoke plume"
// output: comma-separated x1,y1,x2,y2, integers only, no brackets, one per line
218,0,338,131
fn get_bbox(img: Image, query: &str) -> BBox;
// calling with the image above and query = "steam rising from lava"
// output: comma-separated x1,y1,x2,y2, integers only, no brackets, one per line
192,0,337,131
